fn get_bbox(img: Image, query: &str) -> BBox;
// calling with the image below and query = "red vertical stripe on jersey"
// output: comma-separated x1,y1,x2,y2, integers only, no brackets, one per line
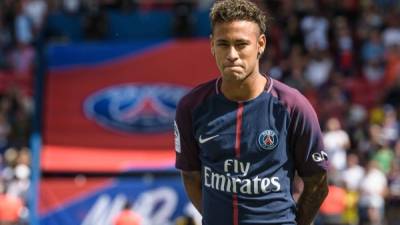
233,102,243,225
235,103,244,158
233,194,239,225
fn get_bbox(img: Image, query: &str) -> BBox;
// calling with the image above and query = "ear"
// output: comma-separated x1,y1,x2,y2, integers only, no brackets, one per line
258,34,266,56
210,34,215,56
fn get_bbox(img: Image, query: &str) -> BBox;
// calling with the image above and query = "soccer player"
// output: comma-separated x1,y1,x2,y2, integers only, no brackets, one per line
174,0,329,224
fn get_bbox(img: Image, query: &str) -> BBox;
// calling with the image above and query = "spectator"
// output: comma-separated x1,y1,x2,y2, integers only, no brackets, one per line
62,0,80,14
7,148,30,200
14,0,33,45
319,83,349,122
334,16,354,75
362,29,385,83
362,29,384,63
356,4,383,42
24,0,47,35
358,160,387,225
301,7,329,51
386,150,400,225
382,12,400,49
318,180,347,225
304,49,333,88
173,1,196,38
284,15,304,53
113,201,142,225
0,114,10,154
323,117,351,171
384,77,400,108
0,10,12,69
383,39,400,87
372,142,394,175
282,45,309,93
0,182,24,225
11,0,35,76
343,186,361,225
342,153,365,192
2,147,18,184
360,124,384,160
381,106,399,146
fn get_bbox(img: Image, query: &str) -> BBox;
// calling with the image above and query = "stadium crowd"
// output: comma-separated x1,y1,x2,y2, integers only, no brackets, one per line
255,1,400,225
0,0,399,224
0,0,36,224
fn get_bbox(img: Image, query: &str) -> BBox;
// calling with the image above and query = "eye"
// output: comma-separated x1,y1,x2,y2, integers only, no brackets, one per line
236,43,248,49
217,43,229,47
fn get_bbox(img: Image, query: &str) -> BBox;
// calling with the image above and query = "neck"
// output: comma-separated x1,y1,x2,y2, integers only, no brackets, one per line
221,72,267,102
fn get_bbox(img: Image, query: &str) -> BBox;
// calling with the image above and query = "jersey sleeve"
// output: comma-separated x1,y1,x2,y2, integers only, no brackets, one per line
289,93,328,177
174,97,201,171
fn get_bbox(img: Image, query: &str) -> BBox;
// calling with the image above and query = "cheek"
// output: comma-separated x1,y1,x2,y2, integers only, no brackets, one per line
214,55,225,70
216,52,226,63
214,54,221,64
241,52,257,66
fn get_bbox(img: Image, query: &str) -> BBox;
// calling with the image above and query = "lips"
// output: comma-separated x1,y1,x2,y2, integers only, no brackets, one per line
224,64,242,68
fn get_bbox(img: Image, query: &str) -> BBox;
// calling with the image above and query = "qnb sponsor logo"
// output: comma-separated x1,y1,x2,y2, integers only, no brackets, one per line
84,84,189,133
203,159,281,194
312,151,328,162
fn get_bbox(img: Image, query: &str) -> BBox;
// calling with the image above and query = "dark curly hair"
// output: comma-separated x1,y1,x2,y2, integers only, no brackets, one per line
210,0,268,35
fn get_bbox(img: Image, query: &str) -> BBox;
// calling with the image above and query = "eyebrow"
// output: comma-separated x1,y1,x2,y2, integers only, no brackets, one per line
216,39,251,44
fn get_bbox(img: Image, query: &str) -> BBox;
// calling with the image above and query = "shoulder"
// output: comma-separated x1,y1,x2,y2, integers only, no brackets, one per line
178,78,218,111
270,78,315,116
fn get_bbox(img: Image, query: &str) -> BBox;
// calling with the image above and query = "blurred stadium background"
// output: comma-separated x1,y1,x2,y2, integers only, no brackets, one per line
0,0,399,225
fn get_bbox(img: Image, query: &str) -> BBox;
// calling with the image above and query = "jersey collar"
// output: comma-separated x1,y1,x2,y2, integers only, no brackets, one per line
215,74,274,95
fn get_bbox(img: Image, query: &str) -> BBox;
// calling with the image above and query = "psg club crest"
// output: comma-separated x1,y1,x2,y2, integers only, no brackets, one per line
84,83,189,133
258,129,279,150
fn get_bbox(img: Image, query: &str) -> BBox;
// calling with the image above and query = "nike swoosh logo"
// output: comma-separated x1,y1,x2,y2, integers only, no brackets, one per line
199,135,219,144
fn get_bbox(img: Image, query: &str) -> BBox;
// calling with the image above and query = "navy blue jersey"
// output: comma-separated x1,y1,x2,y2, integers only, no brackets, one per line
175,77,328,225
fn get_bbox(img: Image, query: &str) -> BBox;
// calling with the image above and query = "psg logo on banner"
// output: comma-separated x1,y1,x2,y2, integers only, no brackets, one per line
258,129,279,150
84,83,189,133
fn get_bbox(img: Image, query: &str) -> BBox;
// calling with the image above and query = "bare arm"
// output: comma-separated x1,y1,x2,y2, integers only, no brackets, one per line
181,170,202,214
296,172,329,225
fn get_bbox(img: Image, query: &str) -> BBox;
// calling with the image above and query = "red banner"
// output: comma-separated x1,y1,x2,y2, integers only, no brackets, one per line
43,39,219,172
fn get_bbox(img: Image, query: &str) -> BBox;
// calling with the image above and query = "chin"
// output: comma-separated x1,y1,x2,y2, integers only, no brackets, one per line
222,73,247,81
222,70,247,81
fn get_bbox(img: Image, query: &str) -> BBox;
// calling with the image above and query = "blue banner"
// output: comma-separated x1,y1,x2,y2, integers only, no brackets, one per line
40,174,200,225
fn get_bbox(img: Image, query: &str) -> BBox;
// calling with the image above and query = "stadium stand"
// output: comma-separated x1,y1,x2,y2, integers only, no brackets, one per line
0,0,399,225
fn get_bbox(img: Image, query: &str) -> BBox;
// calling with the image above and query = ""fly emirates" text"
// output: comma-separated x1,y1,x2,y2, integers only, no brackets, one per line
203,159,281,194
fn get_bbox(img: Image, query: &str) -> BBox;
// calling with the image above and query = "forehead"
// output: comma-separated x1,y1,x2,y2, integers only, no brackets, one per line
212,20,260,40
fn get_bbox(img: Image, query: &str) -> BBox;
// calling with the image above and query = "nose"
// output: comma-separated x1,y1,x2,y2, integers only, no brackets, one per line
226,46,239,62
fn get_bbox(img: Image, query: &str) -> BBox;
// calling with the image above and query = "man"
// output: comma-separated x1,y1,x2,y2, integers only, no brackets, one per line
0,184,24,225
113,202,141,225
174,0,329,224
